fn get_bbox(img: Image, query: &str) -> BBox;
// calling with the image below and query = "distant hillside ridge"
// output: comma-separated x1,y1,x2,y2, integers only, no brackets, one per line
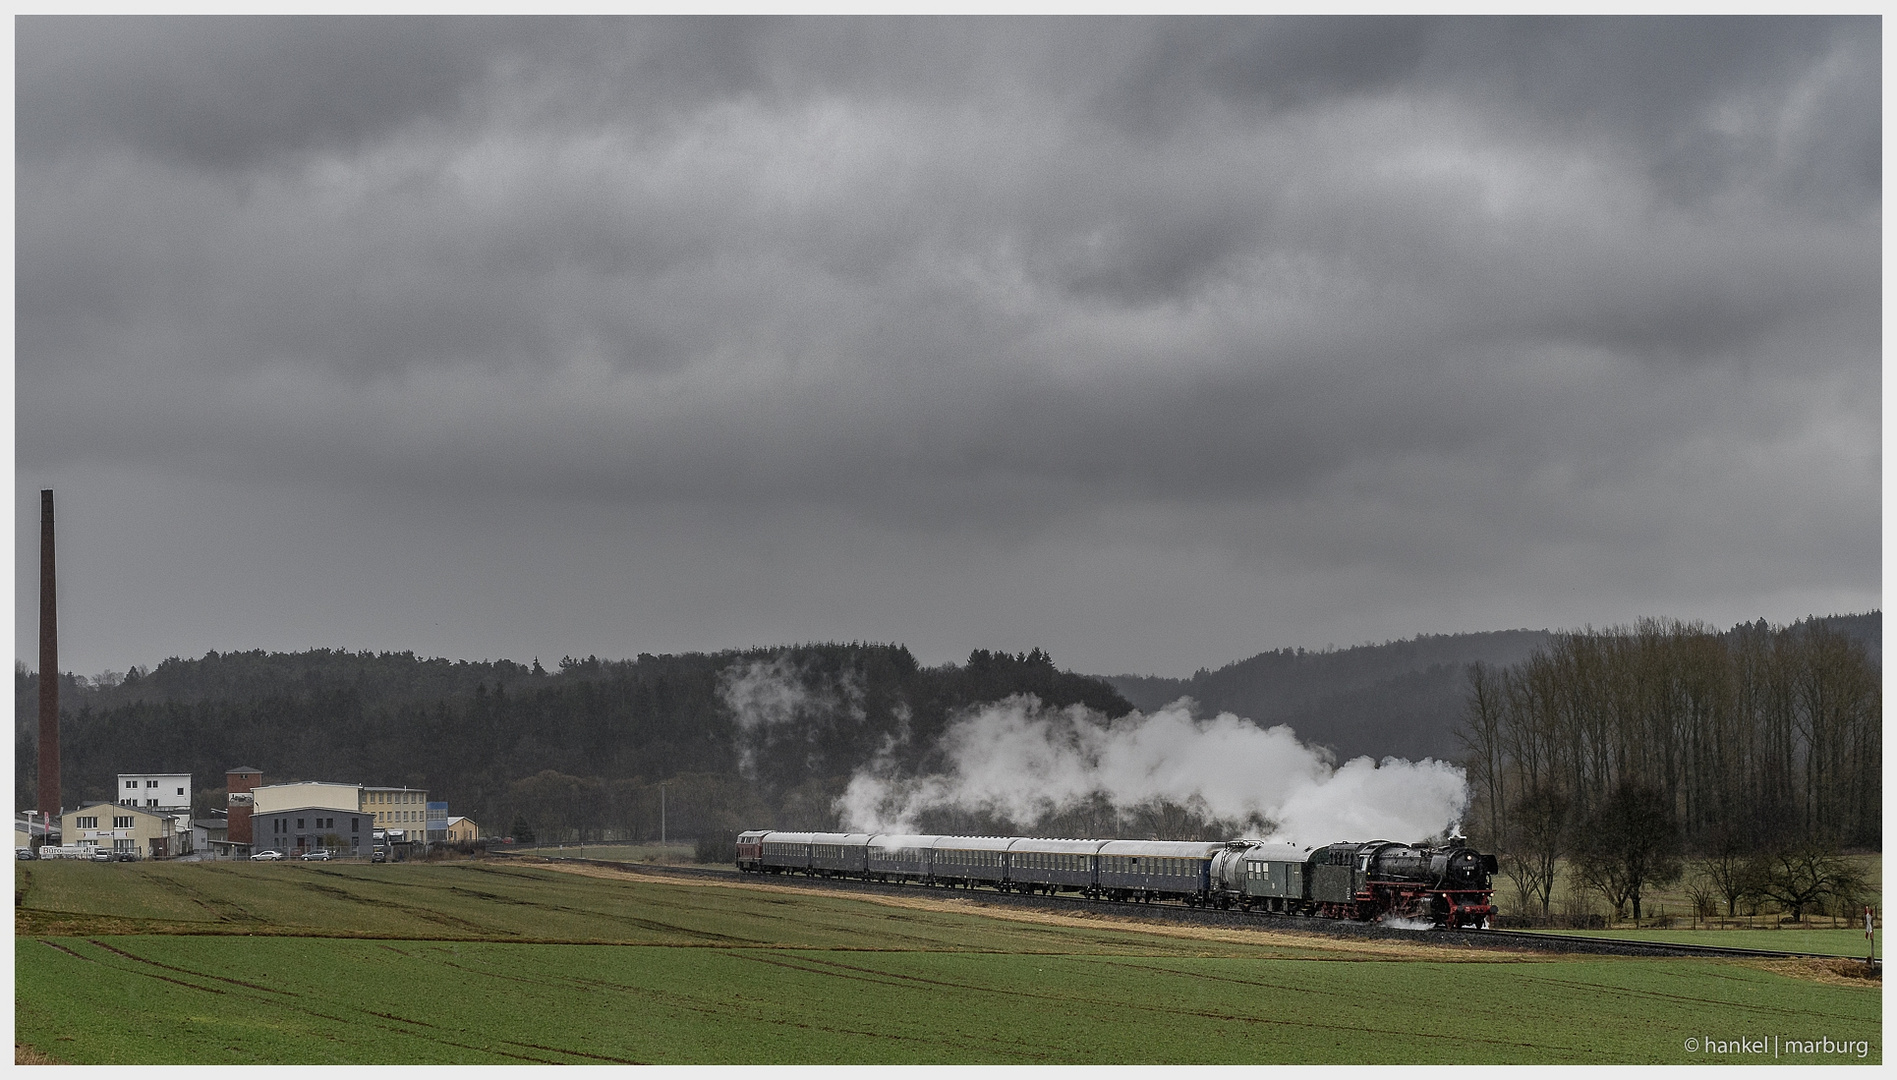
1100,613,1880,764
1103,630,1554,763
14,642,1133,837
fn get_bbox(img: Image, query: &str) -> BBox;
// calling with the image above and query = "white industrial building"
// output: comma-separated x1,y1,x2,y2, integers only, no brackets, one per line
117,772,192,812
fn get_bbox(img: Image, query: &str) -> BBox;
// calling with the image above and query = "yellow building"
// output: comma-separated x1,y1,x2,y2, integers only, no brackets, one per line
363,787,430,834
444,816,480,844
60,802,189,858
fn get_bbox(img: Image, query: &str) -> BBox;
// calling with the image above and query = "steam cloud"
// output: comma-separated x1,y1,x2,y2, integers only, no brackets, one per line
718,655,868,776
837,696,1467,847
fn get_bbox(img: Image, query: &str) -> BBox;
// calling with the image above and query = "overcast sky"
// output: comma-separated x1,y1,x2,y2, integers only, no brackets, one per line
14,16,1881,681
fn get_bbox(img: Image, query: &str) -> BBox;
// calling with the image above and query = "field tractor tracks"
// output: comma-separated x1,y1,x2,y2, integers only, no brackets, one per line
406,880,773,944
86,939,303,998
1504,969,1850,1021
145,870,267,925
747,951,1551,1053
43,939,229,996
554,966,1052,1061
494,1039,644,1064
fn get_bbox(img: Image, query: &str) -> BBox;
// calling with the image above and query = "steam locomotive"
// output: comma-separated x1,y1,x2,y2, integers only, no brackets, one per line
735,831,1497,928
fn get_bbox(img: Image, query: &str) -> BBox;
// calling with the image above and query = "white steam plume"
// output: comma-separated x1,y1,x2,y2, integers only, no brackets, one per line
836,696,1466,847
718,655,865,777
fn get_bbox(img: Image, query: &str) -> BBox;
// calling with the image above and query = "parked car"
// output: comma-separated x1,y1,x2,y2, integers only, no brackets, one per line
249,849,284,861
16,847,35,860
116,851,140,862
90,848,116,862
299,849,332,861
371,848,388,863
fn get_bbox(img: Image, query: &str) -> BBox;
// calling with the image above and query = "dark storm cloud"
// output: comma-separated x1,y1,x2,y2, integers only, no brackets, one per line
16,16,1879,676
20,16,497,168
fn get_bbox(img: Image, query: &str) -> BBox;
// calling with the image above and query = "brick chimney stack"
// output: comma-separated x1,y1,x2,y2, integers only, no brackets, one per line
37,490,59,839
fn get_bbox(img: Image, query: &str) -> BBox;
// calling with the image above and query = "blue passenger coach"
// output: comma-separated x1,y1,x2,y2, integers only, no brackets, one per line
1003,837,1105,895
1094,839,1223,903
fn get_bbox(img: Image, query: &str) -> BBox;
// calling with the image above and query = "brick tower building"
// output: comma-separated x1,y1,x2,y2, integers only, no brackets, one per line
226,766,263,847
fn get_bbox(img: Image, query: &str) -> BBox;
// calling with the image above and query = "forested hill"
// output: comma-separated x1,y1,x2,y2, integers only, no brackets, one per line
16,613,1877,847
15,644,1131,843
1102,613,1881,765
1104,630,1554,763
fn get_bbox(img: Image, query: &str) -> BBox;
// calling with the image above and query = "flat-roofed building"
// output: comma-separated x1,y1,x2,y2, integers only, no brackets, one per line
243,781,431,855
253,806,372,857
363,787,430,833
117,772,191,812
253,781,366,816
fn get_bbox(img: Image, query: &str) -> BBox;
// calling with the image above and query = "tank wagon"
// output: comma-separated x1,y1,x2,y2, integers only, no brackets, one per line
737,830,1495,927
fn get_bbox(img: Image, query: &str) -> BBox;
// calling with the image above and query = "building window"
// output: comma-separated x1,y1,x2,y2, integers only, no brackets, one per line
146,780,158,788
351,818,359,833
113,816,133,828
76,816,98,829
176,788,184,796
297,818,305,829
146,799,157,808
125,780,137,789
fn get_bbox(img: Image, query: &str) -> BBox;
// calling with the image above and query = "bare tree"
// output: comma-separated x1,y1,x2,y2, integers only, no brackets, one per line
1502,785,1568,919
1456,661,1509,853
1698,822,1761,918
1748,838,1865,923
1681,870,1719,925
1570,780,1683,923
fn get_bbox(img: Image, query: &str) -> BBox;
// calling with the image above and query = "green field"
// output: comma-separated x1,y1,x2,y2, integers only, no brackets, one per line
16,860,1881,1064
1510,927,1882,956
494,842,698,864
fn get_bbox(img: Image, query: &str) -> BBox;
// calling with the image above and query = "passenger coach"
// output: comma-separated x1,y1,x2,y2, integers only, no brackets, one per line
1002,837,1102,895
1093,839,1224,903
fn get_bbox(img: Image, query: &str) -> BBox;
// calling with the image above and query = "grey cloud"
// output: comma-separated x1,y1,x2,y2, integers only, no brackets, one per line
19,16,511,169
16,16,1879,677
1096,15,1435,133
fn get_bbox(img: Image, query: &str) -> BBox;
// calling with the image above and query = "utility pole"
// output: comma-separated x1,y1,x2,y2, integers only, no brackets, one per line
660,784,666,846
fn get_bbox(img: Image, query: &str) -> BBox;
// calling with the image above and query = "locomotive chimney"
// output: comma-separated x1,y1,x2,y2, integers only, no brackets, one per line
37,489,60,839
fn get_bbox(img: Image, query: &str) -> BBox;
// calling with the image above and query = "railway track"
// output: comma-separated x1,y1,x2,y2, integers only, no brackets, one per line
498,852,1876,965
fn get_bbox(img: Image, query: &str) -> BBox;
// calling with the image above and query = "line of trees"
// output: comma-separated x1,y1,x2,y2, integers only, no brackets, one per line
16,642,1133,858
1459,616,1879,922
